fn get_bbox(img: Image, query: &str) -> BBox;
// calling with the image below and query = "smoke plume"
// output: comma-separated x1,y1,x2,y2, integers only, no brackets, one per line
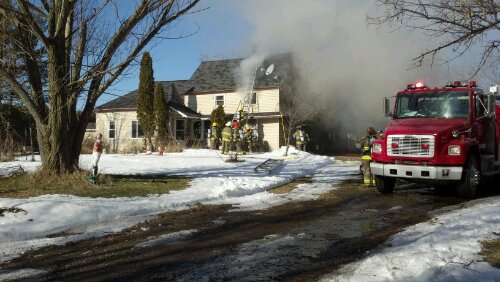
238,0,441,148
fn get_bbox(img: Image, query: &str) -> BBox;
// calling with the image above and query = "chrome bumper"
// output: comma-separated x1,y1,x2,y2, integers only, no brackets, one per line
370,162,463,181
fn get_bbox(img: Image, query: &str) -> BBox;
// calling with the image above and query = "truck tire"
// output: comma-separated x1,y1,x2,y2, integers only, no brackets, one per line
375,176,396,194
456,156,480,198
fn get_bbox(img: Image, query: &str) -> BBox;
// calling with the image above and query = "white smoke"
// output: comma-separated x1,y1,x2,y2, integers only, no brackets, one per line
238,0,442,140
236,53,265,91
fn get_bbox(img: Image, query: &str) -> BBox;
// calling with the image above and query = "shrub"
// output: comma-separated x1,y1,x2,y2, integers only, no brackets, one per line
164,138,183,153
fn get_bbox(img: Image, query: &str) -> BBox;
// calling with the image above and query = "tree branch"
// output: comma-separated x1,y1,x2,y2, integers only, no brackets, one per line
16,0,50,48
0,64,45,125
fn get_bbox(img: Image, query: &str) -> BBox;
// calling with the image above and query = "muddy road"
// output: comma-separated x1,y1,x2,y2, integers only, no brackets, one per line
1,173,489,281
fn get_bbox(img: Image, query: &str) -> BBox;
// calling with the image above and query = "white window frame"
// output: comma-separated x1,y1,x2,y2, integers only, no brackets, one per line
131,121,143,139
214,94,225,107
108,121,115,139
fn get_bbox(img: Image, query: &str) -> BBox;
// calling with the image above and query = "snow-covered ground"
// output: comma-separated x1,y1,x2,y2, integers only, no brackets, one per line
0,148,499,281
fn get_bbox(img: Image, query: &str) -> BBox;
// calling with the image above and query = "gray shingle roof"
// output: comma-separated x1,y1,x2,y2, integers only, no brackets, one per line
97,53,293,110
96,80,191,110
186,53,292,93
168,100,200,118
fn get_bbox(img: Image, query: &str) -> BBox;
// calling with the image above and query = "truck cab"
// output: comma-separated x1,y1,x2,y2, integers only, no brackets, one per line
371,81,500,197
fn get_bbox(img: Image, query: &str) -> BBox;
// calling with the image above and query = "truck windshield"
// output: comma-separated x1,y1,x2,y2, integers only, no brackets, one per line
395,91,469,119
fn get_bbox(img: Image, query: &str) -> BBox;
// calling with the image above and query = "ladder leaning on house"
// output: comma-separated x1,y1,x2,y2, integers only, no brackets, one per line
233,66,258,122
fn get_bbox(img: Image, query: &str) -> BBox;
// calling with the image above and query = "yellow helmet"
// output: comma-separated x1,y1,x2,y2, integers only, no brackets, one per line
212,122,217,126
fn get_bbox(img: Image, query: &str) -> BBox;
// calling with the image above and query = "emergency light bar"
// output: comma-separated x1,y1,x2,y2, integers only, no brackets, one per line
406,81,426,90
407,80,479,90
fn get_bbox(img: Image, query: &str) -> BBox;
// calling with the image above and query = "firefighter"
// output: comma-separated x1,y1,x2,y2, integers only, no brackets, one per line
304,132,311,152
293,125,306,151
221,122,232,154
356,127,377,186
244,124,255,153
232,121,244,155
209,122,219,150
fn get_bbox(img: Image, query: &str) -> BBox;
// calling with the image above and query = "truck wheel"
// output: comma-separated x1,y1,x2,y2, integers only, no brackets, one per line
375,176,396,194
456,156,480,198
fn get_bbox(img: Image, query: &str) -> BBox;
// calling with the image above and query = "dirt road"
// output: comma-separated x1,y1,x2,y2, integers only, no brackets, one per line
1,169,477,281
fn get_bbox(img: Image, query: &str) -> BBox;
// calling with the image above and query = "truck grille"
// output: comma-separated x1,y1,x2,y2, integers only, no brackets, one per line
387,135,435,158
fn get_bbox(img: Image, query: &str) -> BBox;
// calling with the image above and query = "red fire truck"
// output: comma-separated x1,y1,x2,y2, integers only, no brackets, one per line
371,81,500,197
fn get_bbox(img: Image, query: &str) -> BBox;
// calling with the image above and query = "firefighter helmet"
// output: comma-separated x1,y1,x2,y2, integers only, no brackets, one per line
367,127,377,135
225,121,231,127
212,122,217,126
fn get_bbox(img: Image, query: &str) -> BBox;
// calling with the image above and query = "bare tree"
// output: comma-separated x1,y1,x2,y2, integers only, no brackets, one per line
279,73,325,156
369,0,500,74
0,0,201,173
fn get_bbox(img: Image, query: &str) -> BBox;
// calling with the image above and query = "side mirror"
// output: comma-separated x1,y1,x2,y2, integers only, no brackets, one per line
384,97,393,118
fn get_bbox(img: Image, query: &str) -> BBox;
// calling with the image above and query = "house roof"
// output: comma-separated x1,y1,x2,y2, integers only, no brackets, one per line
168,100,200,118
186,53,292,94
96,53,293,110
96,80,191,110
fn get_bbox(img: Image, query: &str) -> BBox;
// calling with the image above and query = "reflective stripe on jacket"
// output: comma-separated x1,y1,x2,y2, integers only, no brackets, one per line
210,127,218,140
222,127,232,142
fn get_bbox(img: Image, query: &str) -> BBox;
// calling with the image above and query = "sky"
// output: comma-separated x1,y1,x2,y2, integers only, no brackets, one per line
101,0,252,105
1,150,499,280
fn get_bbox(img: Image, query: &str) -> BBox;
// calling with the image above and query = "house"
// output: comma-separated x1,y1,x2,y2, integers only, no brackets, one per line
94,53,293,153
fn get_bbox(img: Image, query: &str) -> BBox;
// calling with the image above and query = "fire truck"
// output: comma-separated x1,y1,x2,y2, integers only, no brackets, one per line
370,81,500,197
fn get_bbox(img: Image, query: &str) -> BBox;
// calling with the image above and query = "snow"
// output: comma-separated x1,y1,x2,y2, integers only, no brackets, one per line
321,197,500,281
1,148,499,281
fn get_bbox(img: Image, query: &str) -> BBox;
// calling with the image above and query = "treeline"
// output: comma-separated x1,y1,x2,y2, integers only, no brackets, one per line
0,103,37,161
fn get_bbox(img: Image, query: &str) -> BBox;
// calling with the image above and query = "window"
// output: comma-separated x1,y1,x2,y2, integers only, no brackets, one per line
395,92,469,119
131,121,143,138
176,119,185,140
214,94,224,106
251,92,257,104
193,121,201,139
109,121,115,139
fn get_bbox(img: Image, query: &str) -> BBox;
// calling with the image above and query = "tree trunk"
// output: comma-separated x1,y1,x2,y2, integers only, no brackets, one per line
37,45,81,173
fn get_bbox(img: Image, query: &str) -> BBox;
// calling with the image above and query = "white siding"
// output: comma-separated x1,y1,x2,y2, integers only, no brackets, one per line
96,111,145,153
182,87,280,116
258,118,281,151
251,88,280,113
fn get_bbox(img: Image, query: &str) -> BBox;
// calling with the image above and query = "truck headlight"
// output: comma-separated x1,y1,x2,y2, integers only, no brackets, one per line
372,143,382,153
448,145,461,156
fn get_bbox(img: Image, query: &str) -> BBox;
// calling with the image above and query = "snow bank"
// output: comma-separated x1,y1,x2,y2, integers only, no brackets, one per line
321,197,500,281
0,149,339,264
